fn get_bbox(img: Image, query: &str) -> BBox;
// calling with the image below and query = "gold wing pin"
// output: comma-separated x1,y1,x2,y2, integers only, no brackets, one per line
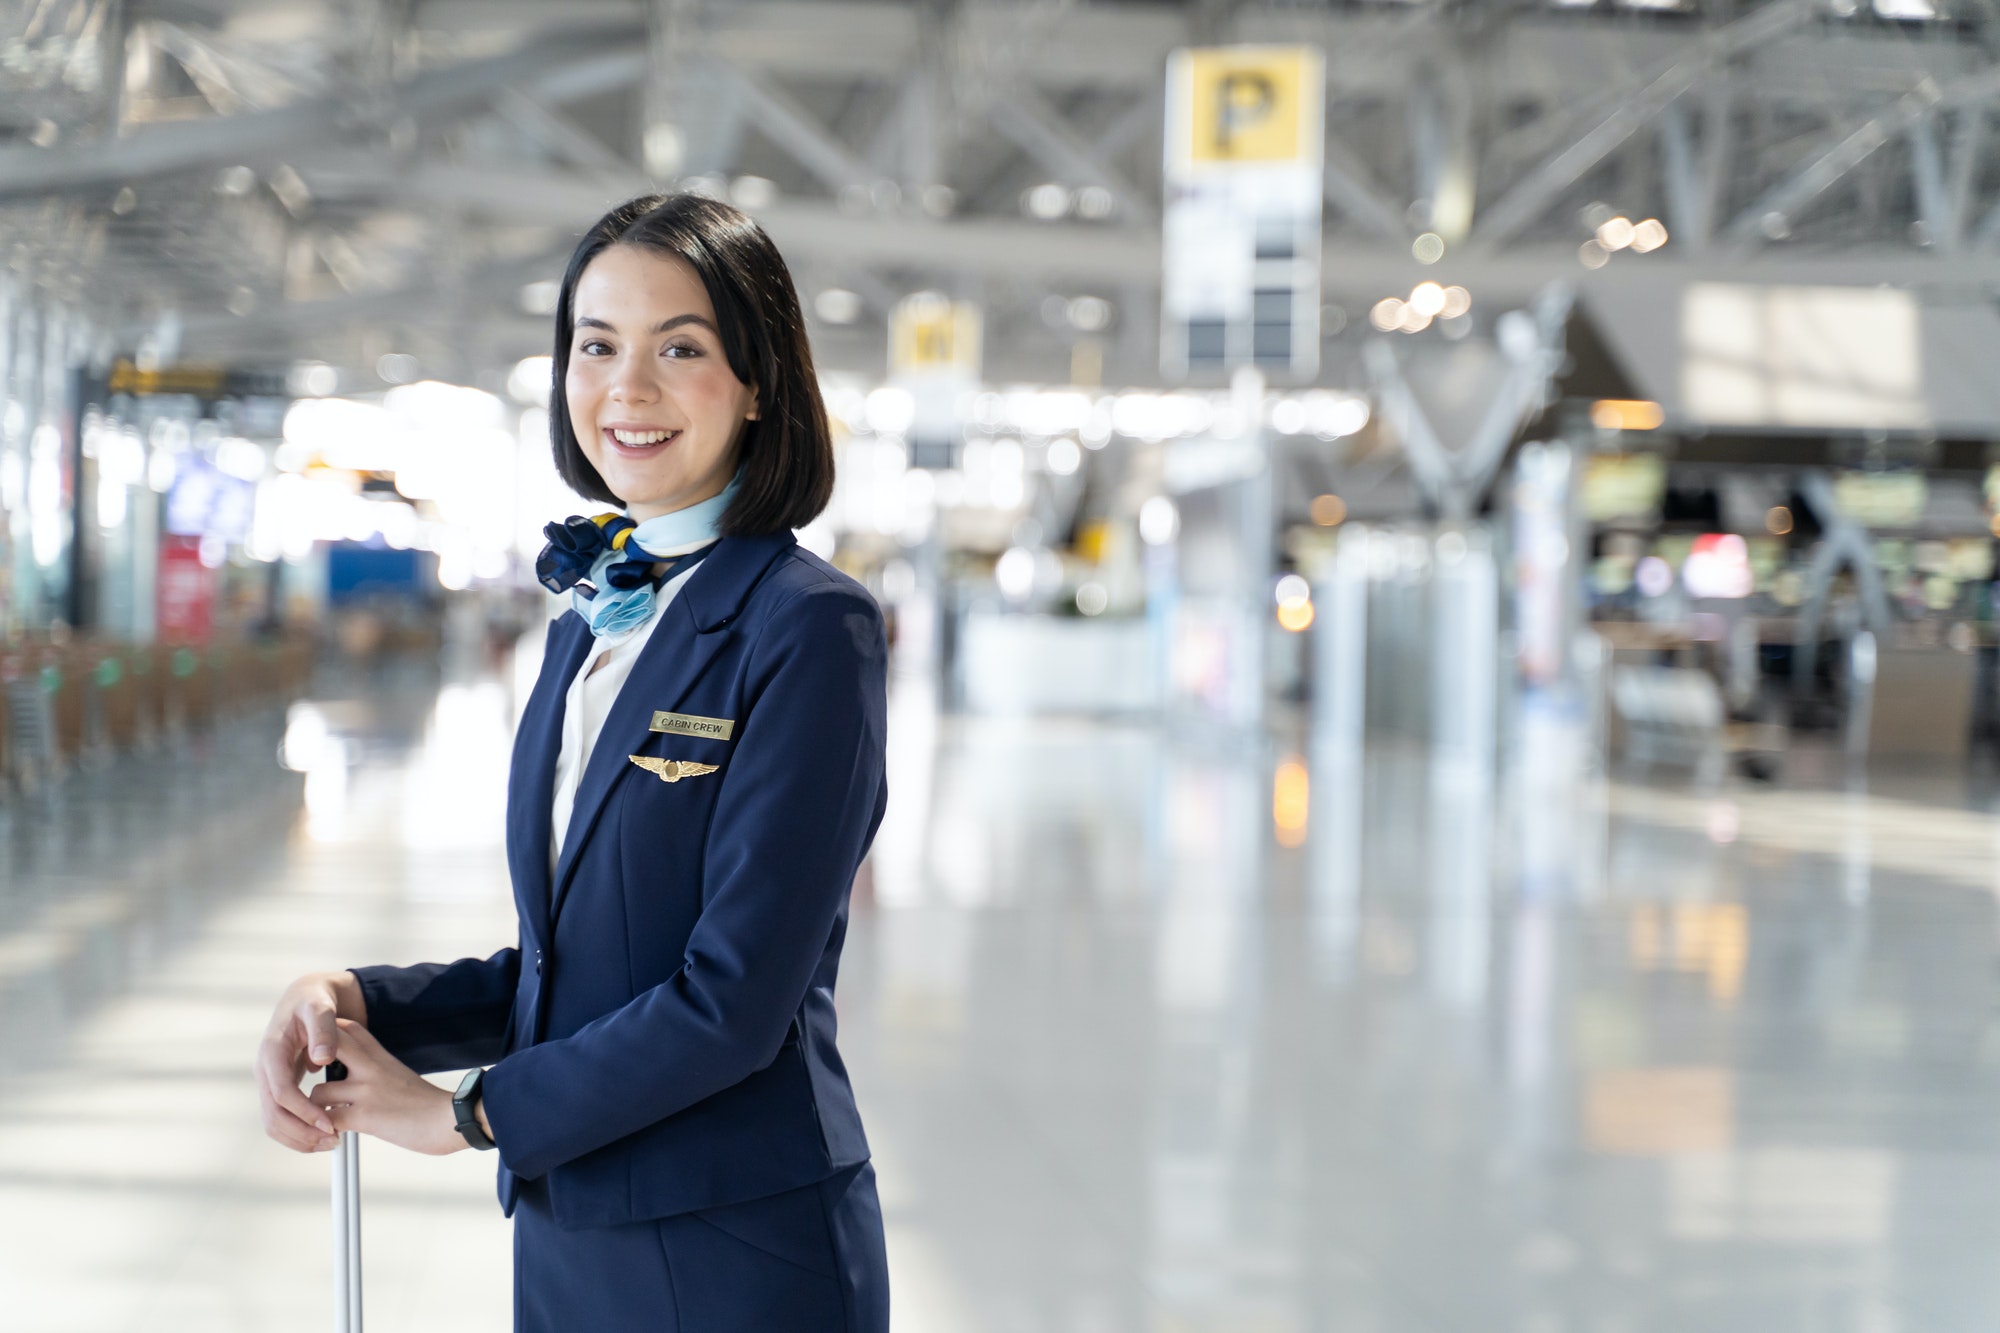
628,756,721,783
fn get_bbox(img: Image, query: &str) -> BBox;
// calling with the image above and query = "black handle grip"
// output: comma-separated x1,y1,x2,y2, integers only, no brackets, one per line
325,1060,348,1083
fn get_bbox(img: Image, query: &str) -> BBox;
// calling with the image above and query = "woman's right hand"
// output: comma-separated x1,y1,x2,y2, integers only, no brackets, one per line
256,970,368,1153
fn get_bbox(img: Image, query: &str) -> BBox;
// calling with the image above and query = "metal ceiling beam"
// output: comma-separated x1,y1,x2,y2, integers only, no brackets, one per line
203,153,2000,313
1722,64,2000,250
1470,0,1812,249
986,83,1154,223
724,64,874,194
1324,134,1408,242
493,89,635,177
0,26,641,203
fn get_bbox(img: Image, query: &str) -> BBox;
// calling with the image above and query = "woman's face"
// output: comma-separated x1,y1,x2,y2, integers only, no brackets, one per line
565,244,758,522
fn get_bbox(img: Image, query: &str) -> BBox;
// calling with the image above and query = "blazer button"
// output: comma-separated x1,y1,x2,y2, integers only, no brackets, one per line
534,949,543,976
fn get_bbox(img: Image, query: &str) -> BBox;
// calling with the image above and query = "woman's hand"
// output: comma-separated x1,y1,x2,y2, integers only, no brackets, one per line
309,1019,469,1156
256,970,367,1154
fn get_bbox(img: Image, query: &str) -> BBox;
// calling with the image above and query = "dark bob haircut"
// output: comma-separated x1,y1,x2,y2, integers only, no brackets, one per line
548,193,833,536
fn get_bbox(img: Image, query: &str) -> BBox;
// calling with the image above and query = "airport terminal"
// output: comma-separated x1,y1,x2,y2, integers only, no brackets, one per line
2,1,1998,1329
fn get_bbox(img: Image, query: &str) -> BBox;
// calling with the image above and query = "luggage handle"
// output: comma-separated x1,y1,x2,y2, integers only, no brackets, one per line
326,1061,362,1333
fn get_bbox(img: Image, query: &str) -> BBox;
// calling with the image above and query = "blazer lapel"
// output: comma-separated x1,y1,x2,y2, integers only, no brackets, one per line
508,612,590,943
545,531,799,925
549,593,732,921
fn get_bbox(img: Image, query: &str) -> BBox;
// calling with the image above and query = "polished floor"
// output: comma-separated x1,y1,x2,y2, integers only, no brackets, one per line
2,645,1998,1332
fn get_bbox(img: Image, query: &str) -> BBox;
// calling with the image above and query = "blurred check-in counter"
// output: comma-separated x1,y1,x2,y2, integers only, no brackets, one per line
959,611,1158,714
1866,641,1980,762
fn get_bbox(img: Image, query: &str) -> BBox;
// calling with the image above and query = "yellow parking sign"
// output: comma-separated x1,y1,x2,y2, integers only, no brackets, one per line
1175,46,1321,167
890,292,981,377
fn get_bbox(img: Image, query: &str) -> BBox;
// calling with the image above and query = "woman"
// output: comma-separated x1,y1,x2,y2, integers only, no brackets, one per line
255,193,890,1332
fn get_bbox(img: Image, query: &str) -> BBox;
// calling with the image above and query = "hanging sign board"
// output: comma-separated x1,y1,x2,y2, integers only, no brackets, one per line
890,293,982,469
1162,45,1325,382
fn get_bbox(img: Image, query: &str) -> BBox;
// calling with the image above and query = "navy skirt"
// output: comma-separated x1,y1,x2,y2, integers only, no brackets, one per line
512,1162,888,1332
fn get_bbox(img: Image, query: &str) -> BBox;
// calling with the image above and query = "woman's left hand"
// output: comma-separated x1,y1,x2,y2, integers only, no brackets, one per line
308,1018,465,1156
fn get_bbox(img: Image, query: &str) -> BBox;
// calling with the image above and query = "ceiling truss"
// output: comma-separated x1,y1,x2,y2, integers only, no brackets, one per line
3,0,1998,388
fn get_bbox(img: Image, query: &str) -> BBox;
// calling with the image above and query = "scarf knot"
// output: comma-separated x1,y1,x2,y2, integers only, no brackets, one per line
532,478,739,639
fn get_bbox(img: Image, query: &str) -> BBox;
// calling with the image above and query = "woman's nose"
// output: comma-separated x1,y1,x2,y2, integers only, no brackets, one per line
608,356,658,404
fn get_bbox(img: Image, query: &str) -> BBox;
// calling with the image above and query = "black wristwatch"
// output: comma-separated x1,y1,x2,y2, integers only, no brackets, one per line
453,1068,495,1150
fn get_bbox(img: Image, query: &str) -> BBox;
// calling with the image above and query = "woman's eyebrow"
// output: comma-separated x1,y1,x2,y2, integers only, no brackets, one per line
574,314,718,335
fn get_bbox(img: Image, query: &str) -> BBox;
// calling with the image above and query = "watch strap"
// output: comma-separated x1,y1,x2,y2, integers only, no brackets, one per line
453,1068,495,1150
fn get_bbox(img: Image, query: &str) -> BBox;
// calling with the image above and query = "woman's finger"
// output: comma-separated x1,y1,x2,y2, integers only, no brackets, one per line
302,1002,341,1069
259,1083,338,1152
308,1081,359,1110
256,1039,336,1135
332,1016,389,1060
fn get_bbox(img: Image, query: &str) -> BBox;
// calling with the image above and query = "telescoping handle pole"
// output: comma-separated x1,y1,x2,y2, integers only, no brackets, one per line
326,1061,362,1333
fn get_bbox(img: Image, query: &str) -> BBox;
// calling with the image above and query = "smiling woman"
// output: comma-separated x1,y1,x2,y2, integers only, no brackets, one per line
256,193,889,1333
549,194,833,536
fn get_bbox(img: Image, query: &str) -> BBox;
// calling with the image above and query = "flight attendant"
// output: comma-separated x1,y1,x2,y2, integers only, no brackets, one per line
255,193,890,1332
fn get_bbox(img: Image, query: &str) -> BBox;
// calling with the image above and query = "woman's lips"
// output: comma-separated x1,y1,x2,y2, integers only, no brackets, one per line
602,427,681,455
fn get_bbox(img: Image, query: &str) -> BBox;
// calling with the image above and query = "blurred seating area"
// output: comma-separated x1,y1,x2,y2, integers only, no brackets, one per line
0,632,313,798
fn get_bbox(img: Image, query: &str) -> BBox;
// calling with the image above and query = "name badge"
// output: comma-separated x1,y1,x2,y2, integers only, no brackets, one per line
650,710,735,741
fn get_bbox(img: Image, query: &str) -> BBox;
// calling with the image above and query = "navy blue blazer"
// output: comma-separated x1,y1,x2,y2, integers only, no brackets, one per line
351,531,887,1230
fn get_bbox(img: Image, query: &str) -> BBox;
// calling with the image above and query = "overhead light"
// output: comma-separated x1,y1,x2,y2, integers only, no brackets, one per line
1370,298,1406,331
289,362,338,397
1075,186,1116,220
520,280,559,315
642,122,684,177
863,386,916,435
1066,296,1112,332
1578,240,1610,270
508,356,553,407
995,546,1037,601
1023,183,1070,220
1310,493,1347,526
815,288,864,325
376,352,421,385
1408,282,1448,318
729,175,777,209
1590,399,1665,431
1596,217,1636,251
1440,286,1473,319
1411,232,1445,264
1630,218,1669,253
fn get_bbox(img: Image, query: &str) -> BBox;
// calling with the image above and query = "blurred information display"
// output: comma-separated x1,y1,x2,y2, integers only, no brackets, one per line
1834,471,1926,529
155,534,215,643
1582,453,1666,523
164,455,256,539
1161,45,1323,381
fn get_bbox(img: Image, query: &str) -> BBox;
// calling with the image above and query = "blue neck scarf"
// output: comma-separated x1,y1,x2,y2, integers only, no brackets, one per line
535,479,737,639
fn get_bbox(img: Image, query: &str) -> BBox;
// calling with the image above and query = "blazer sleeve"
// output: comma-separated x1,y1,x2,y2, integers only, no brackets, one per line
478,579,887,1181
349,946,520,1074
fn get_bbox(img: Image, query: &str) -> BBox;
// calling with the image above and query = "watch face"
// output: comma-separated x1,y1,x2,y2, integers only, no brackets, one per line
456,1068,482,1100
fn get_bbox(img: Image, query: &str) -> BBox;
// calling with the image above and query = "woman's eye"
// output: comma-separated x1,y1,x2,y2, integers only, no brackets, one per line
663,342,702,359
579,339,612,356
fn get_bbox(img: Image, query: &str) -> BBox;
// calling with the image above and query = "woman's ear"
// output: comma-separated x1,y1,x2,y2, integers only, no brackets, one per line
745,390,760,422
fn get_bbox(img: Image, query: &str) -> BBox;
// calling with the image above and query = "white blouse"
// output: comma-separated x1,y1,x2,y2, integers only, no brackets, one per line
549,550,706,872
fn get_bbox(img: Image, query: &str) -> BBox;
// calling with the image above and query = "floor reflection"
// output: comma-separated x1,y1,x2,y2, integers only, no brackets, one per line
855,686,2000,1333
3,658,2000,1331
